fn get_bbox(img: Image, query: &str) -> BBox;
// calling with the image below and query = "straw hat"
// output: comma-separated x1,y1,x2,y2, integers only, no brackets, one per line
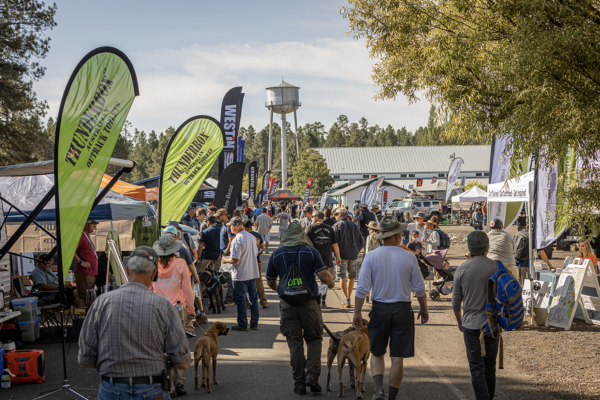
426,217,439,227
367,221,380,230
152,235,182,256
375,216,408,240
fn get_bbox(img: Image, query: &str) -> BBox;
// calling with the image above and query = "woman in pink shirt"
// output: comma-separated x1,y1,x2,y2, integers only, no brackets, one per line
152,235,196,337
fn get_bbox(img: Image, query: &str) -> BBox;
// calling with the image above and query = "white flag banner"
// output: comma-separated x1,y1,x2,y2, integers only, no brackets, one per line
446,158,464,202
319,192,327,210
360,187,367,203
365,179,381,206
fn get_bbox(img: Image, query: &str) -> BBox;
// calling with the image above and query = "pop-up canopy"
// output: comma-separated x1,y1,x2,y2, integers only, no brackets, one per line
486,171,534,203
99,174,147,201
452,186,487,203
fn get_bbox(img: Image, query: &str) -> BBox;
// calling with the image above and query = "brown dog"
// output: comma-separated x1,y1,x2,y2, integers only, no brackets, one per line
194,321,230,393
323,321,369,394
336,325,370,398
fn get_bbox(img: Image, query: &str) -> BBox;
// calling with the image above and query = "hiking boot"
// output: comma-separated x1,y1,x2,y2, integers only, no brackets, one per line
251,325,258,330
196,312,208,325
305,375,321,393
293,383,306,395
231,325,248,331
372,388,385,400
175,381,187,396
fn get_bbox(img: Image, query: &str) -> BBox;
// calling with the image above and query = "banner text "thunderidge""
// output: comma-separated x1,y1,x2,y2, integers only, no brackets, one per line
168,132,212,184
65,74,113,166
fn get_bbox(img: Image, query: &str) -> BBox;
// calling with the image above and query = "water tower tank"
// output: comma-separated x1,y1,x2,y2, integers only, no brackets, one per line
266,81,301,114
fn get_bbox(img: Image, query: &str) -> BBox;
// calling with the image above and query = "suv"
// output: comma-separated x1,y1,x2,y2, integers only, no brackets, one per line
385,198,443,221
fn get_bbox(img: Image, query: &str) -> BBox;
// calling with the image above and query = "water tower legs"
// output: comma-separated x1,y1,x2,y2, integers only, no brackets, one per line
268,108,273,171
294,110,299,159
281,113,288,190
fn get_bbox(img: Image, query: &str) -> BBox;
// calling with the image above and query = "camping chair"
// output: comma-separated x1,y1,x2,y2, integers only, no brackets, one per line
28,274,73,334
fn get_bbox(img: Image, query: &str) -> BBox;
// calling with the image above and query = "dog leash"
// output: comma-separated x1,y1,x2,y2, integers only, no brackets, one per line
331,288,355,324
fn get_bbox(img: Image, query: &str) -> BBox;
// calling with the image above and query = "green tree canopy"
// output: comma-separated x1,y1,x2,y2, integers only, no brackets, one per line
291,149,334,199
0,0,56,165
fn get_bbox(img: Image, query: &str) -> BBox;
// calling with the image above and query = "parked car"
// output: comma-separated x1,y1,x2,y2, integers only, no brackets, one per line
385,197,443,221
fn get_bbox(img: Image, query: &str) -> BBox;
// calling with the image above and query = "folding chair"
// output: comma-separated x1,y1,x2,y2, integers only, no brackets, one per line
28,274,73,334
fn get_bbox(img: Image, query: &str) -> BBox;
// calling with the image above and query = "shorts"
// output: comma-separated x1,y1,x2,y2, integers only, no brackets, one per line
200,259,220,273
368,301,415,358
261,233,270,242
336,259,358,280
74,272,96,300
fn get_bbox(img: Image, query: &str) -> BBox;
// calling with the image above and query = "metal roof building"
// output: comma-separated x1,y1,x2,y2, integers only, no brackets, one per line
315,145,491,189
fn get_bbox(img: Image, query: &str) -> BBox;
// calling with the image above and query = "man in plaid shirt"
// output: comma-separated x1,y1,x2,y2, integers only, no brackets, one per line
254,207,273,254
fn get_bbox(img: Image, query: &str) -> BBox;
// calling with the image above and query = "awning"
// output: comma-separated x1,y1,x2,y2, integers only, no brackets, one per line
487,171,534,203
0,158,134,177
100,174,146,201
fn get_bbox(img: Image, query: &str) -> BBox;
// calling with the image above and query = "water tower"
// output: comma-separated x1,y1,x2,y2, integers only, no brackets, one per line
266,81,301,190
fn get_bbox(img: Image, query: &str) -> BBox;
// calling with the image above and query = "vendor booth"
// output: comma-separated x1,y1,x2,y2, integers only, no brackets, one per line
451,186,487,224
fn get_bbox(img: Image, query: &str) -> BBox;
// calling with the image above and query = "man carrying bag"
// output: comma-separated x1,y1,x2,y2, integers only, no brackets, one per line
266,223,335,396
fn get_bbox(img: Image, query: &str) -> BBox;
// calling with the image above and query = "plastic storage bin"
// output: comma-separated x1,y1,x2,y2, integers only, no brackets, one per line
12,297,39,322
18,318,40,342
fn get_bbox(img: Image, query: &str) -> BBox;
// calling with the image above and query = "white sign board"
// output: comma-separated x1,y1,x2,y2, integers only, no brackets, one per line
522,280,552,315
546,259,600,330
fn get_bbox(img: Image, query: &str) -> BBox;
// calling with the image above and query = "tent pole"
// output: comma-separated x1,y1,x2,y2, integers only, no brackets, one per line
528,200,534,325
106,220,116,293
47,162,136,260
0,187,55,260
0,196,57,239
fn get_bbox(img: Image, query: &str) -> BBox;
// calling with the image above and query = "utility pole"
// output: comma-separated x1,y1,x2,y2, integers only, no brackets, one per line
310,158,318,203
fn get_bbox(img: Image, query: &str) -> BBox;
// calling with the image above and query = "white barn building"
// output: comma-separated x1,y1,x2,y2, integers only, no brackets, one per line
316,145,491,191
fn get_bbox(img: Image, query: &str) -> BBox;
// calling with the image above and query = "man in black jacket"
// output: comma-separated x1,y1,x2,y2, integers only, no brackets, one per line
333,208,364,308
354,203,377,251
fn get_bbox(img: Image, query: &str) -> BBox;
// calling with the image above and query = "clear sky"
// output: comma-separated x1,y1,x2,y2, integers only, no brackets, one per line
35,0,431,135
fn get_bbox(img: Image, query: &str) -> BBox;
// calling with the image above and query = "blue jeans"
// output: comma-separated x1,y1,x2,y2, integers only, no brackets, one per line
98,380,169,399
232,279,259,328
463,328,499,400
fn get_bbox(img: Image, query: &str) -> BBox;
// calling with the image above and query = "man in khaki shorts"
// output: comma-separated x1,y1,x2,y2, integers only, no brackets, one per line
332,208,364,308
73,220,99,307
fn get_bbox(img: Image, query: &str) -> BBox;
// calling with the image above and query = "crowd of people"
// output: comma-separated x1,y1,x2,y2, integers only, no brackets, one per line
68,197,600,400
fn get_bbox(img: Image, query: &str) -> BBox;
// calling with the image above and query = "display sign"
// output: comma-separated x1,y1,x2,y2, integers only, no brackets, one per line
546,258,600,330
522,280,552,315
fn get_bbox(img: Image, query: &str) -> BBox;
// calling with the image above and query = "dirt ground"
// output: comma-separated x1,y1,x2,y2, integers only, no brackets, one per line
441,223,600,399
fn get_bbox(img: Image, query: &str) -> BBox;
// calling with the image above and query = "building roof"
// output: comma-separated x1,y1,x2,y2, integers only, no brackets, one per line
266,80,300,89
330,177,410,196
315,145,491,175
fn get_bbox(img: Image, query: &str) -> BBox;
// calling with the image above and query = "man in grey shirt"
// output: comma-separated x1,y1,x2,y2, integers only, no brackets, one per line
452,230,499,400
79,246,190,398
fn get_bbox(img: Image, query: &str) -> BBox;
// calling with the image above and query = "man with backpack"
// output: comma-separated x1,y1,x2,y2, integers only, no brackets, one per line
452,230,499,400
266,223,334,395
513,227,530,285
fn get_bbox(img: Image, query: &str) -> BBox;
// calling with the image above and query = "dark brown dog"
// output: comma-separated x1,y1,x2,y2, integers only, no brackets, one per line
336,325,370,398
323,321,368,393
194,321,230,393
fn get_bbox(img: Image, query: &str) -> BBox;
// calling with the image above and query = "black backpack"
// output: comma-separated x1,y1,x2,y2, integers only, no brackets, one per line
435,228,451,250
514,232,529,261
277,248,314,306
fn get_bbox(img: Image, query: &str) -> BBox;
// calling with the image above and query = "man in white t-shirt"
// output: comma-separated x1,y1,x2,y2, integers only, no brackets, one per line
222,217,260,331
274,205,292,239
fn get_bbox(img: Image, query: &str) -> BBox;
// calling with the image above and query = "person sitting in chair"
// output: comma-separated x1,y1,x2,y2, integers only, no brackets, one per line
31,254,78,306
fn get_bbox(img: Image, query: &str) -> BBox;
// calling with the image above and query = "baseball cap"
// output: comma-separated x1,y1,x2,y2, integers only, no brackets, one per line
162,226,178,236
490,218,503,229
227,217,243,227
303,205,314,212
359,203,368,208
371,204,380,209
131,246,159,267
161,220,180,229
86,220,99,224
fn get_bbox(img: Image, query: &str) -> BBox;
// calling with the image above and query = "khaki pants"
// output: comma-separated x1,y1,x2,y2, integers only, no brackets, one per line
74,272,96,301
257,263,267,306
177,306,195,332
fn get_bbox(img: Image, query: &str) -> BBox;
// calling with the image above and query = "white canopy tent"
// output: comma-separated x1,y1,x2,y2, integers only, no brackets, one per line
487,171,535,324
452,186,487,203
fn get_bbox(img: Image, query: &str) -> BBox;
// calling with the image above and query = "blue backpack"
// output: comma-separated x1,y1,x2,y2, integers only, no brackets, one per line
482,261,524,339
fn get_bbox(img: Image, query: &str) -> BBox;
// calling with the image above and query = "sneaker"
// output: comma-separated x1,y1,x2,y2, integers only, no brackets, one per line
321,300,328,309
293,383,306,395
373,388,385,400
231,325,248,331
175,381,187,395
251,326,258,330
260,300,269,308
186,330,196,337
305,375,322,393
345,298,352,308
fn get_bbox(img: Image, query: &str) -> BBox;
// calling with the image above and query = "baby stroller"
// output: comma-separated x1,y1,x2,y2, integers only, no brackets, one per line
417,250,455,301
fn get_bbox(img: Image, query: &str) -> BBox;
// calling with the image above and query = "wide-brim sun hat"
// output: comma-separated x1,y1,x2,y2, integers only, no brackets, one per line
367,221,380,230
426,218,438,227
153,234,182,256
359,202,368,208
415,212,427,219
375,216,408,240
